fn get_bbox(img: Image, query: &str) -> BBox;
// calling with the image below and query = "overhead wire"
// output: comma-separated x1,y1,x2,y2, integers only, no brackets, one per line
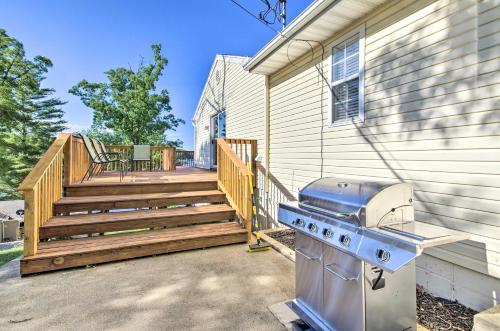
229,0,339,178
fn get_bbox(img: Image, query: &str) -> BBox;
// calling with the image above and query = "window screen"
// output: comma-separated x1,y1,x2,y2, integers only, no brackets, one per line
331,34,362,122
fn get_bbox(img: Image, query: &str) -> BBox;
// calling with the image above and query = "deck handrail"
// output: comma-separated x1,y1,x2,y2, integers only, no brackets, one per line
224,138,257,187
216,138,255,242
176,150,194,167
18,133,70,191
18,133,90,256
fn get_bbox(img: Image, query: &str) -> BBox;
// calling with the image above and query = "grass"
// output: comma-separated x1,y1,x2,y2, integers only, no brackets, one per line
0,245,23,267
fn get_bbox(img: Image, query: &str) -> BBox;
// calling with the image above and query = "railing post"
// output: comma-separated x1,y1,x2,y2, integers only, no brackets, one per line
216,140,221,183
63,134,73,186
245,174,253,242
162,147,176,171
251,140,257,187
23,189,38,256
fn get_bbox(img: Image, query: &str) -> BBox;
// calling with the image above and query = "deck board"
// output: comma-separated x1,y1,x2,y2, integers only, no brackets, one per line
54,190,226,213
79,167,215,184
21,222,247,275
65,167,217,196
40,204,236,238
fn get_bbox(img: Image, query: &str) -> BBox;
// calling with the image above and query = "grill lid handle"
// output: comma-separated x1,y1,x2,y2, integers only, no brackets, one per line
298,202,358,221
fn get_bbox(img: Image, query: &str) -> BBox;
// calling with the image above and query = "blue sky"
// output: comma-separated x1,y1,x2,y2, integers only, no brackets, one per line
0,0,311,149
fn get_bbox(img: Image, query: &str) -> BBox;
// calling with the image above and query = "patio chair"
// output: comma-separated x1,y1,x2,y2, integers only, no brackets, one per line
132,145,152,171
91,138,129,176
80,134,125,182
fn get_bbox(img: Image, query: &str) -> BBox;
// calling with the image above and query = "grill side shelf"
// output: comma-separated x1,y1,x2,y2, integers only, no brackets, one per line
374,221,470,249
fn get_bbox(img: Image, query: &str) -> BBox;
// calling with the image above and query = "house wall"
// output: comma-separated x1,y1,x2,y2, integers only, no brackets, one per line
262,0,500,311
193,57,225,169
193,108,211,169
193,56,265,170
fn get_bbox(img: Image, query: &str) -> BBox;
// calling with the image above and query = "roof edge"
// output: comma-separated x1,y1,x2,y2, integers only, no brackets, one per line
192,54,252,125
244,0,339,73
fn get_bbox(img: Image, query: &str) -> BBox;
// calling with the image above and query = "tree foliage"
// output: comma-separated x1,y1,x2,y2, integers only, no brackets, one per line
0,29,66,199
69,44,184,146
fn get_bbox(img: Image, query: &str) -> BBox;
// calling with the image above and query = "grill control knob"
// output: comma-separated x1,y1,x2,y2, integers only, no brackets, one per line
293,219,305,227
307,223,318,233
376,249,391,262
322,228,333,238
339,234,351,247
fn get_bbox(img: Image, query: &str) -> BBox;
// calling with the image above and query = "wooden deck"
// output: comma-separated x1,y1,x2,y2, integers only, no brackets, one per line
19,135,257,276
65,167,217,197
81,166,216,184
20,166,248,275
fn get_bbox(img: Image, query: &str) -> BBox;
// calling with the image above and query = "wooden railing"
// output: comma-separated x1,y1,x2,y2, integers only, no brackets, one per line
224,138,257,186
216,138,257,242
105,145,176,171
67,135,91,185
18,133,90,256
176,150,194,167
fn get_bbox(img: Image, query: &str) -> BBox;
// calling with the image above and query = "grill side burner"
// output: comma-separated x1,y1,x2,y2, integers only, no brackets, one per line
279,177,468,331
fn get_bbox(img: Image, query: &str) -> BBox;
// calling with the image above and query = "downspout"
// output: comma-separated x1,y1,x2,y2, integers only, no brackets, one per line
265,75,271,224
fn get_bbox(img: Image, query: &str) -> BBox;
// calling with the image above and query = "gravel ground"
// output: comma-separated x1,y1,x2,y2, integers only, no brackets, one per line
417,285,477,331
267,229,295,250
268,229,477,331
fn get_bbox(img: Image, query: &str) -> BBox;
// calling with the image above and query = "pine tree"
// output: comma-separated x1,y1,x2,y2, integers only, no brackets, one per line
0,29,66,199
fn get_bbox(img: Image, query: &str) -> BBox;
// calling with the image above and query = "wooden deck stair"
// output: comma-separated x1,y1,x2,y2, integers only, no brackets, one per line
20,180,248,275
64,179,218,197
40,204,236,239
53,190,227,213
23,222,247,275
18,135,257,276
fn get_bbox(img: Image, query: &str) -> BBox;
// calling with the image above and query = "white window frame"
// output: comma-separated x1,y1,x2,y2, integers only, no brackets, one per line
329,24,365,126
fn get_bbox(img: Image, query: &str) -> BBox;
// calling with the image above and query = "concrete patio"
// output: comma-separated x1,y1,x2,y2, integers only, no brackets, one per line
0,244,294,330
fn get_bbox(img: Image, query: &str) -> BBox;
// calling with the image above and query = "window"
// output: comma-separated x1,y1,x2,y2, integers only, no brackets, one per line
216,70,221,84
211,111,226,139
330,27,365,124
211,111,226,167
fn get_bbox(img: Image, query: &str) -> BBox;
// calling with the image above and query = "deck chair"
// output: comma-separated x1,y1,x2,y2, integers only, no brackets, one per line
98,140,129,175
80,134,124,182
132,145,151,171
91,138,128,176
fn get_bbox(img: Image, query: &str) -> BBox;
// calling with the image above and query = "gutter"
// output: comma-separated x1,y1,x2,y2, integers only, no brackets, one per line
265,75,271,225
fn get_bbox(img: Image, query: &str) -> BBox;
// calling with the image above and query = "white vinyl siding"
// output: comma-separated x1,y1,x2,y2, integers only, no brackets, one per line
193,55,265,169
194,101,212,169
263,0,500,311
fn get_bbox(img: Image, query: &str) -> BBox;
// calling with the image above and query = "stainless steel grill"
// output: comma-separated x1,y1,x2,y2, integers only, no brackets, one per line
278,177,468,331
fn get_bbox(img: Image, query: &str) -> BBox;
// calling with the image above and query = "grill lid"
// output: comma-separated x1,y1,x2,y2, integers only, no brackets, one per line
298,177,411,227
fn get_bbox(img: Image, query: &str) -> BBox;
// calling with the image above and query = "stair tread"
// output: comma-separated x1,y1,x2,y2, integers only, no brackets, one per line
25,222,246,259
43,204,235,228
66,178,217,188
54,190,225,205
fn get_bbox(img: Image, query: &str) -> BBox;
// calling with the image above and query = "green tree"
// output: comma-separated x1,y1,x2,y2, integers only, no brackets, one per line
80,123,131,145
0,29,66,199
69,44,184,146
